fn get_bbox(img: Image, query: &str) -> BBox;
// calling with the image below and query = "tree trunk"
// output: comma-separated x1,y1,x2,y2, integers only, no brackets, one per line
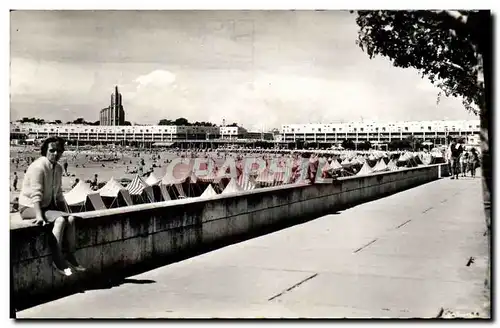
477,10,491,316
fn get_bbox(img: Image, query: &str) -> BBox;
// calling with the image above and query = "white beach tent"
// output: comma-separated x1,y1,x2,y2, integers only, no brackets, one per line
145,172,161,186
126,174,155,204
221,178,243,195
387,159,398,171
97,177,134,208
199,184,219,198
356,159,374,176
64,180,93,207
340,157,352,167
160,173,187,200
144,172,163,202
329,158,343,171
372,158,389,173
64,180,105,212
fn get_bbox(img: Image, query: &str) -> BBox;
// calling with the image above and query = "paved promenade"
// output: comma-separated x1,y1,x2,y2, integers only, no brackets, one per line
17,176,489,318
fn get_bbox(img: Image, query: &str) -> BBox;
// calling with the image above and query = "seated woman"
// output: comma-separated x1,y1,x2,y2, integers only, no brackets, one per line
18,136,85,276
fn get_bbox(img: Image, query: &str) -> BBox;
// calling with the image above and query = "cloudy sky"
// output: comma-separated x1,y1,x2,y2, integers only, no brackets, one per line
10,10,477,130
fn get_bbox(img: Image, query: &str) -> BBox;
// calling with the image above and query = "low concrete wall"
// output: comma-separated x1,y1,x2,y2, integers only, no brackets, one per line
11,164,444,309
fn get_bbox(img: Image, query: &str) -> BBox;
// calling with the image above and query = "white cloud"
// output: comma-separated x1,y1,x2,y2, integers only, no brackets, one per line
135,70,176,89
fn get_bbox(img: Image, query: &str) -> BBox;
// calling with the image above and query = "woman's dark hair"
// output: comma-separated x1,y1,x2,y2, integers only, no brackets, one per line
41,136,66,156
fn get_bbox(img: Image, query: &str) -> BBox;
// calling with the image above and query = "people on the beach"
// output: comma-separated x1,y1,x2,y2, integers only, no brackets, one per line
18,136,85,277
91,174,98,190
12,172,18,191
63,160,69,176
71,178,80,189
10,197,19,213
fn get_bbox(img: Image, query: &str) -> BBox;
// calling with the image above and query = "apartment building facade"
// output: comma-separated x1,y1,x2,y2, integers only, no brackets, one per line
281,120,480,146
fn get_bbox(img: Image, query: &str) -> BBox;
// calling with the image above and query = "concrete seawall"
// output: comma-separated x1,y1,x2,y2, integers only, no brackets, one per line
11,164,446,309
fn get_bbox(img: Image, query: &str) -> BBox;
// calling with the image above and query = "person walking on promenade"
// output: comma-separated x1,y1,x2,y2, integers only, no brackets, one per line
460,150,469,178
18,136,85,277
449,138,464,179
469,147,480,178
12,172,18,191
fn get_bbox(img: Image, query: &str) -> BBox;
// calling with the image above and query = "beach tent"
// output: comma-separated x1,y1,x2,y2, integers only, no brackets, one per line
255,168,275,187
64,180,93,207
64,180,104,213
160,173,187,200
199,184,219,198
356,159,374,176
372,158,389,173
84,193,107,211
329,158,343,171
145,172,161,186
340,157,352,167
387,159,398,171
126,174,155,204
144,173,164,202
237,170,257,191
97,177,134,208
221,178,243,194
418,152,433,165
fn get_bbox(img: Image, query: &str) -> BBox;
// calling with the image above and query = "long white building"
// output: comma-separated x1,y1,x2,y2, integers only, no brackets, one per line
9,122,252,145
281,119,480,146
10,123,220,144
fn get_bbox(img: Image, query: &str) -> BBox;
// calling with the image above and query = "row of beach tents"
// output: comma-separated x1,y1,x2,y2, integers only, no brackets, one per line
63,150,444,213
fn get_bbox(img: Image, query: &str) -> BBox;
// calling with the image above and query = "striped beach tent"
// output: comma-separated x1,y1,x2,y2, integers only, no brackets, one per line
126,174,155,204
221,178,243,194
237,172,257,191
255,168,275,188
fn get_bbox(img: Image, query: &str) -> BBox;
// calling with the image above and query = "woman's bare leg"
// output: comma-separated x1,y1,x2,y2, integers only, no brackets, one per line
64,215,85,270
52,216,70,269
65,215,76,253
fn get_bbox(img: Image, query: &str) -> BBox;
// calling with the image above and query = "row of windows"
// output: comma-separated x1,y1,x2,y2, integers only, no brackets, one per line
283,123,479,129
287,125,478,132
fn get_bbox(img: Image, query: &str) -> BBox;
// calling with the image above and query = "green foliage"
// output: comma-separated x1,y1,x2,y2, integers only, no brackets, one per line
158,118,218,126
355,10,488,114
341,139,356,150
357,140,372,150
18,117,45,124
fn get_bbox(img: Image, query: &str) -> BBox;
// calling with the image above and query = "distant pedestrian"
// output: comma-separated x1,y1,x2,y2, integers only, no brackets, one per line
91,174,98,190
12,172,18,191
63,160,69,176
